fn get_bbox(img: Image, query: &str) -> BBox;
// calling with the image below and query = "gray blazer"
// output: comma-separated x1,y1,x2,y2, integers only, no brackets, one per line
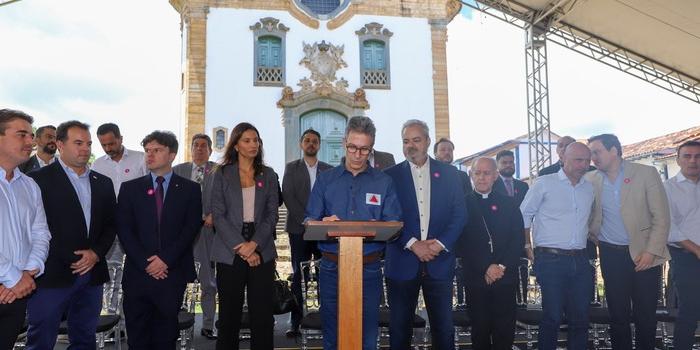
210,163,279,264
282,159,332,234
173,161,217,216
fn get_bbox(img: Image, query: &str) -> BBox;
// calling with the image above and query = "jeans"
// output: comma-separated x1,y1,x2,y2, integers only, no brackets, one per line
599,242,661,350
534,251,592,350
670,246,700,350
319,258,382,350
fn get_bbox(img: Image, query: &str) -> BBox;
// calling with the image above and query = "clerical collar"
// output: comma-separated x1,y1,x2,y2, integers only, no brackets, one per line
475,190,491,199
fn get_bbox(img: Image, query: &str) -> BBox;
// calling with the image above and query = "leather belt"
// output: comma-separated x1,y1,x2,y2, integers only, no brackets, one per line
535,247,586,256
598,241,629,251
321,251,382,265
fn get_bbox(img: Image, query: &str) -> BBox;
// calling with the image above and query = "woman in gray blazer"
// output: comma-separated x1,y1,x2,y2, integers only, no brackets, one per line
210,122,279,350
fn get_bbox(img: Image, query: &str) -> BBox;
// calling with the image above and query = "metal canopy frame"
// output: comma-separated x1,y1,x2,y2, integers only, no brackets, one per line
458,0,700,177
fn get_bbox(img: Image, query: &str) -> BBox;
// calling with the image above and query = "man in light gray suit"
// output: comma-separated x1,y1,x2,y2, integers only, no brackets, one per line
173,133,218,340
281,128,332,337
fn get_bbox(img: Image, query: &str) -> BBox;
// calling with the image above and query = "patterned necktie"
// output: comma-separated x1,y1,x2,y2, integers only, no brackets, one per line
155,176,165,226
195,166,205,188
505,178,514,197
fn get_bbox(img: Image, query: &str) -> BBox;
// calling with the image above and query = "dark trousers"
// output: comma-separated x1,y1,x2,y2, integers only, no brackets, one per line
467,282,517,350
599,242,661,350
288,232,321,328
26,272,103,350
123,281,186,350
670,246,700,350
215,258,274,350
534,251,593,350
0,298,27,349
387,271,455,350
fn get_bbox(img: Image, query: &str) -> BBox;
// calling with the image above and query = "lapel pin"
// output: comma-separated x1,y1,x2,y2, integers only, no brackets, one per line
433,172,440,178
147,189,154,196
491,205,498,211
624,178,631,184
257,181,264,188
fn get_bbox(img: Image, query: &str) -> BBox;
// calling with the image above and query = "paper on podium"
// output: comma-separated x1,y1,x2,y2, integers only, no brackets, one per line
304,220,402,242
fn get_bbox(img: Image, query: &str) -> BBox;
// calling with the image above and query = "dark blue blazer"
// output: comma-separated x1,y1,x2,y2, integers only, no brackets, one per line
116,173,202,288
384,158,467,281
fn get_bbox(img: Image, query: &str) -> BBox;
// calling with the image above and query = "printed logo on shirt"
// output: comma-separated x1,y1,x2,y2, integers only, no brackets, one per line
366,193,381,206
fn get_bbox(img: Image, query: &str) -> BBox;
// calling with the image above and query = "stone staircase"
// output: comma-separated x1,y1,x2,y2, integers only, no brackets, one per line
275,205,293,279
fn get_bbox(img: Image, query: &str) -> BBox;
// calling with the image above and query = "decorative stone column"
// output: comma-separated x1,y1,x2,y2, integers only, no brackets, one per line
430,19,451,140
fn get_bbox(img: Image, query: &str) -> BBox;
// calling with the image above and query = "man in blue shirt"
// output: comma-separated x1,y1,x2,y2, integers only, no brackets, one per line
520,142,595,350
305,116,401,350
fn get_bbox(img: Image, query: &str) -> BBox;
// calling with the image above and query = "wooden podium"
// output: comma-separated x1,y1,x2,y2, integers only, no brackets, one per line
305,220,402,350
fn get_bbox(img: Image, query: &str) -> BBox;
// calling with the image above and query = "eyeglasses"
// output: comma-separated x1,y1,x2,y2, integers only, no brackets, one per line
346,144,372,156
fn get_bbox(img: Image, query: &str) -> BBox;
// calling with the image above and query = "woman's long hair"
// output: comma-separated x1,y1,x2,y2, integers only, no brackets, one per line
221,122,265,175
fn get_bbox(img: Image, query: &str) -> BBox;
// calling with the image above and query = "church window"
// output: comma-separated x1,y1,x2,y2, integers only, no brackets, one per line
250,18,289,87
356,23,393,89
213,127,228,152
294,0,350,20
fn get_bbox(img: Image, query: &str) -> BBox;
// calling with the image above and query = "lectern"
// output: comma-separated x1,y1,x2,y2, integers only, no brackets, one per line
305,220,403,350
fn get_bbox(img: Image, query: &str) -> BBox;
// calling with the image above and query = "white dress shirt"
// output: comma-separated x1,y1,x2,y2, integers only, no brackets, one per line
520,169,595,250
58,157,92,233
305,159,318,190
405,160,441,249
0,167,51,288
91,148,147,196
664,173,700,247
37,155,56,168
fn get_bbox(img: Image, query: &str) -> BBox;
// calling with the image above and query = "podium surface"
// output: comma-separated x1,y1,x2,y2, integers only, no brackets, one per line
304,220,402,350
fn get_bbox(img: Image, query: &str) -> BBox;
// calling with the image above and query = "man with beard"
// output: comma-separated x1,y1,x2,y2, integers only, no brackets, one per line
19,125,57,173
92,123,147,264
492,149,531,306
281,128,332,337
434,137,472,193
385,120,466,349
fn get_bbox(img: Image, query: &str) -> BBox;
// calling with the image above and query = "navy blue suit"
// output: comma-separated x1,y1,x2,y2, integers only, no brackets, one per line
385,158,467,350
117,173,202,350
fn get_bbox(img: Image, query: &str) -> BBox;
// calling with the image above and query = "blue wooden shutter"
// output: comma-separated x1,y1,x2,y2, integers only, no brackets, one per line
258,36,282,68
362,40,386,70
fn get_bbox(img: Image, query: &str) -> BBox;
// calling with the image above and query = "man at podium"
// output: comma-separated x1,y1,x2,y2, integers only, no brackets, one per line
305,116,402,350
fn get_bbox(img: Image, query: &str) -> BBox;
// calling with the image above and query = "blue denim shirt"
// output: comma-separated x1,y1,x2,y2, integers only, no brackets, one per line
305,164,402,255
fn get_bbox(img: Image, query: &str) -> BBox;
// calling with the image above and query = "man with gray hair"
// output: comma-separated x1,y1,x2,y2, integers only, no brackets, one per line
384,119,466,349
305,116,402,350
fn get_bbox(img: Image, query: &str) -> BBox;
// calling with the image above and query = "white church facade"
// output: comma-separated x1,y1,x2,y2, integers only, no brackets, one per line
170,0,461,171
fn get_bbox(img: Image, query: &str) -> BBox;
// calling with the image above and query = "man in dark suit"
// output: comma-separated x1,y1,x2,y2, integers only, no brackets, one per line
26,121,117,349
538,136,576,176
459,156,524,350
434,137,472,193
370,149,395,170
172,133,217,340
117,131,202,350
493,150,529,206
18,125,56,174
281,128,332,337
385,120,467,350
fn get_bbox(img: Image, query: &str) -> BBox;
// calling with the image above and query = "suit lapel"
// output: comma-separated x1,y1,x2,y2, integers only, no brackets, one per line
297,160,311,199
400,161,419,222
88,172,100,238
141,175,158,230
254,170,266,223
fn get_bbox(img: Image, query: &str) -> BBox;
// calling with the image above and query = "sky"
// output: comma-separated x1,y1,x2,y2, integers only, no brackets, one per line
1,1,699,169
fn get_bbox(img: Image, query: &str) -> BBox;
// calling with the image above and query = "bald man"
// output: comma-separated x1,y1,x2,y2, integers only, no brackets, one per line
520,142,595,350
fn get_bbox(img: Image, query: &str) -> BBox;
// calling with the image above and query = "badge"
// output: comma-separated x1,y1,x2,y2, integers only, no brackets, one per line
366,193,381,205
624,178,631,184
125,168,130,173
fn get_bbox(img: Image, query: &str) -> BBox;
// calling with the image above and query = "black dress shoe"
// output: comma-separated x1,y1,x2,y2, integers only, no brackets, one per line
285,326,301,338
200,328,217,340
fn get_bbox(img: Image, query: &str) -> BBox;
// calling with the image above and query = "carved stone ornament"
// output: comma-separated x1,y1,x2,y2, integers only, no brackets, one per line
277,40,368,110
249,17,289,33
355,22,393,38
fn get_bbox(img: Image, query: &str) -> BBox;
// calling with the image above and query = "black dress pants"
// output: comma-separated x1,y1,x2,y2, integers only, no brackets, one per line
216,258,275,350
0,298,27,350
467,282,518,350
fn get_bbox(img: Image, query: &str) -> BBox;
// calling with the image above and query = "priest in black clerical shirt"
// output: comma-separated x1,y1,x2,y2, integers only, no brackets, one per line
457,156,525,350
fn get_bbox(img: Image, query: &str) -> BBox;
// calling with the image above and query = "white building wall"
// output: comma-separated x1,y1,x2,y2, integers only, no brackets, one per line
205,8,436,174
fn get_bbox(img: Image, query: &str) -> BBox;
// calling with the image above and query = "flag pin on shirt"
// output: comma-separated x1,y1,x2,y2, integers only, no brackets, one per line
366,193,381,205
